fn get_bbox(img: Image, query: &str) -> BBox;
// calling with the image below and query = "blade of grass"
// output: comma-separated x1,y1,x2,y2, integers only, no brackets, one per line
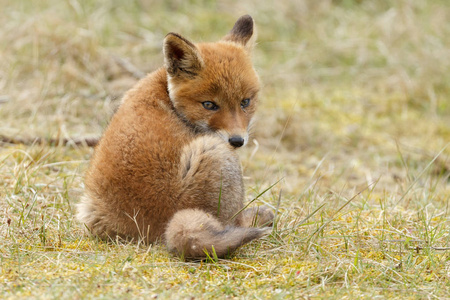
306,182,376,244
394,143,449,207
229,178,283,222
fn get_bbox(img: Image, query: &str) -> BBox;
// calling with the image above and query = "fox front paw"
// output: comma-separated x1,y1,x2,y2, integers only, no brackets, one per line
238,206,274,228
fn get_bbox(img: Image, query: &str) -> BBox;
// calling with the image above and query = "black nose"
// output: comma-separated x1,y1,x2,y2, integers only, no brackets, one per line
228,136,245,148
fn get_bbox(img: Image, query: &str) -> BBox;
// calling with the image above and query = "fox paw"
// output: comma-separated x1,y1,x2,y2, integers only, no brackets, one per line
238,205,274,228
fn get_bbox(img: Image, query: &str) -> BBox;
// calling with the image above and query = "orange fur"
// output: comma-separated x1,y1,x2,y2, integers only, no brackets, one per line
77,15,273,258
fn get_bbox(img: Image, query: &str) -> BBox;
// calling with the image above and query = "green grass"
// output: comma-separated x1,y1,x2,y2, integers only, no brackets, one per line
1,0,450,298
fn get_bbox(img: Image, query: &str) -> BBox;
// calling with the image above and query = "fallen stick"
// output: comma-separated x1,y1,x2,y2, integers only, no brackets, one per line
0,135,98,147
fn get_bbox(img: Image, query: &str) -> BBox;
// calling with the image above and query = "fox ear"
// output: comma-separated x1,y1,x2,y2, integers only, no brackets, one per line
223,15,256,51
164,33,204,78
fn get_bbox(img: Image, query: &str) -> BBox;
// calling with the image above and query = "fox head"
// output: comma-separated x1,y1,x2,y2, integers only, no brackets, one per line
163,15,260,148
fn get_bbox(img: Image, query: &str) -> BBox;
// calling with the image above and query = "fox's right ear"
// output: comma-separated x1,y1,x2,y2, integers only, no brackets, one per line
164,33,204,78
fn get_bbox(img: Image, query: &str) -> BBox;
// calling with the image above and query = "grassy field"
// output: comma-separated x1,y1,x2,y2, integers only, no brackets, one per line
1,0,450,298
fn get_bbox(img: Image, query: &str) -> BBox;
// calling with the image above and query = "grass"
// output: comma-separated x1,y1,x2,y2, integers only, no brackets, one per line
1,0,450,298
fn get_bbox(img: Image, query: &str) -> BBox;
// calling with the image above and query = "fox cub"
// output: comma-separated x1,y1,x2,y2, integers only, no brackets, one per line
77,15,274,258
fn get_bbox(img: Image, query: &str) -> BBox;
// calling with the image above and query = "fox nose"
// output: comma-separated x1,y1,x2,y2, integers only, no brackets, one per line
228,136,245,148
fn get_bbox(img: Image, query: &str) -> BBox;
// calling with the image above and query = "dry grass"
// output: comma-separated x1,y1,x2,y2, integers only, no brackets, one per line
1,0,450,298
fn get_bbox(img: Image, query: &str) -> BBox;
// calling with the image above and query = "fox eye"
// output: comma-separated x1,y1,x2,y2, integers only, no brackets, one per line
202,101,219,111
241,98,250,109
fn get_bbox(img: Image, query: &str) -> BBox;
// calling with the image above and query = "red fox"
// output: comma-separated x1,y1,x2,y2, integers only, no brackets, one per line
77,15,274,258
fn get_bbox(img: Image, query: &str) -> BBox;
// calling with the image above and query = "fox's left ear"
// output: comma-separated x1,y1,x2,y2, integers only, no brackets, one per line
222,15,257,52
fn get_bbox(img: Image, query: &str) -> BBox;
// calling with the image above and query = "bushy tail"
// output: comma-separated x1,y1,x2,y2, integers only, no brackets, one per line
165,209,271,258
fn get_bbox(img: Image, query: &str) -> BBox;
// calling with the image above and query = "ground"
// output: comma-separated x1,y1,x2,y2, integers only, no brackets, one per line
1,0,449,299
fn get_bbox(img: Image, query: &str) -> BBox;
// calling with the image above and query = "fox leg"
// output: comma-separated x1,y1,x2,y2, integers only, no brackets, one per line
76,195,124,240
165,135,271,258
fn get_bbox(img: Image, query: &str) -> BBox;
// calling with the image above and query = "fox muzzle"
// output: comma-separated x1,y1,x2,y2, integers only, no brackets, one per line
228,135,245,148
